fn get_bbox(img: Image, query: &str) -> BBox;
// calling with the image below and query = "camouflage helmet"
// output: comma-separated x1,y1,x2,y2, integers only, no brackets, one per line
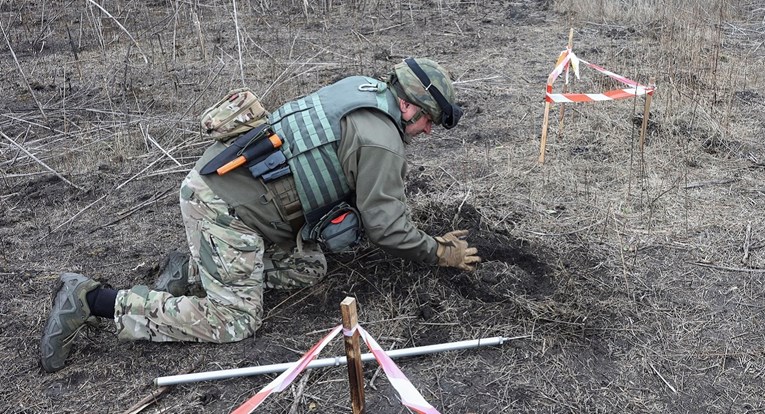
390,58,462,129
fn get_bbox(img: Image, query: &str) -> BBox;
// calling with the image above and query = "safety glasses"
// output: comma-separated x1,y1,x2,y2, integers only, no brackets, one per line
404,58,463,129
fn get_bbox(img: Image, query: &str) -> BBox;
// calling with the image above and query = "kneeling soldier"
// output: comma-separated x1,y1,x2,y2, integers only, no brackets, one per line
41,57,480,373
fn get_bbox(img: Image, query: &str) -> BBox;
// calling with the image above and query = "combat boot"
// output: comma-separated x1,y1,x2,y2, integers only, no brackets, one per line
154,251,190,296
40,273,101,373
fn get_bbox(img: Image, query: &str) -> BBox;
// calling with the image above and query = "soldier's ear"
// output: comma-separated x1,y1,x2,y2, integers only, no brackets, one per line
398,99,418,117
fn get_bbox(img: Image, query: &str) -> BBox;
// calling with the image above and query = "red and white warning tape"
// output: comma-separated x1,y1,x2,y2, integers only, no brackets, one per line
357,326,440,414
231,324,440,414
231,325,343,414
546,48,655,103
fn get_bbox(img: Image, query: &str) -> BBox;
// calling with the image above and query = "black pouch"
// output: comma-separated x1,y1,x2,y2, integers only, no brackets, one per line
307,202,363,253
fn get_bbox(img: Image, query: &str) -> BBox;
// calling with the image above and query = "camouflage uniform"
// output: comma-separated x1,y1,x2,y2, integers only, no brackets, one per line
114,170,326,342
114,59,458,343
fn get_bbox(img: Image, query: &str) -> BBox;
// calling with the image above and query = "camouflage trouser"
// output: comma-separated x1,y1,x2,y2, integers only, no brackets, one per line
114,169,326,343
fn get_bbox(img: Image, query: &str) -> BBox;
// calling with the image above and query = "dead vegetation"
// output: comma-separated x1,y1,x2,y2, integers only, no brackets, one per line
1,0,765,413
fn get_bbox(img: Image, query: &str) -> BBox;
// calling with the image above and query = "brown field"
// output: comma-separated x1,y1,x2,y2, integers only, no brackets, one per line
1,0,764,413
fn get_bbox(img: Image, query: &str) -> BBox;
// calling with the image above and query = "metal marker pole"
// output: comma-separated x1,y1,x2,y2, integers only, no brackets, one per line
155,335,528,386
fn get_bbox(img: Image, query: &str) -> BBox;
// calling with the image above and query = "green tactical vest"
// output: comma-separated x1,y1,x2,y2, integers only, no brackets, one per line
268,76,403,223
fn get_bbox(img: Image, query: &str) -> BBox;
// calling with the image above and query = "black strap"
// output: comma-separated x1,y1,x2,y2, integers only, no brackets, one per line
404,58,455,124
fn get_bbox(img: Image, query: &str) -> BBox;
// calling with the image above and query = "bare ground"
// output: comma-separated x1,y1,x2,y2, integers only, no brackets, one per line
1,0,765,413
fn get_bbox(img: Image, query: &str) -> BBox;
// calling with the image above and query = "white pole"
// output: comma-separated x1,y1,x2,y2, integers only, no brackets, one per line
155,335,527,386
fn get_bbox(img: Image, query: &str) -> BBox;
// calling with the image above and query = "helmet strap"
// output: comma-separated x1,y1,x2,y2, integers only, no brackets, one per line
403,58,462,129
400,104,427,127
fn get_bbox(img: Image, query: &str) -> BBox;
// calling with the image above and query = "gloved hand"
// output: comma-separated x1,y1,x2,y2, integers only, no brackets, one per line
435,229,481,271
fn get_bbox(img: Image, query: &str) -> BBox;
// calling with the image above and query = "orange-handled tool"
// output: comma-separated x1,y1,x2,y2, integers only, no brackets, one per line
216,134,282,175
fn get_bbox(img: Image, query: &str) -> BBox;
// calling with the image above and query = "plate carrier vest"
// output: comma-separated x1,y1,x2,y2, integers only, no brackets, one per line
268,76,404,227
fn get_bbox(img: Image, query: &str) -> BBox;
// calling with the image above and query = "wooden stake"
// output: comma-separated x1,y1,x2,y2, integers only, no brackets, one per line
557,29,575,139
538,102,552,164
639,77,655,154
539,28,575,164
341,297,365,414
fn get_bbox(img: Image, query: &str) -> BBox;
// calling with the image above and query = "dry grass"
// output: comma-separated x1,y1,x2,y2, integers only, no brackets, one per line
1,0,764,413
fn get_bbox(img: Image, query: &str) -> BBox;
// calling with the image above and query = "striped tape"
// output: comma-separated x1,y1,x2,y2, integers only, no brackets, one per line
357,326,441,414
231,324,440,414
546,48,655,103
231,325,343,414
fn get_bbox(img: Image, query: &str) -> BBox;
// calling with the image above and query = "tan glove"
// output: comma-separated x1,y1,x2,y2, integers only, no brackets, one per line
435,229,481,271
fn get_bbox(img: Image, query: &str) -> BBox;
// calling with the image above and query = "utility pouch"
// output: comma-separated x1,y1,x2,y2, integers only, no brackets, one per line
263,174,304,234
305,202,363,253
200,88,268,141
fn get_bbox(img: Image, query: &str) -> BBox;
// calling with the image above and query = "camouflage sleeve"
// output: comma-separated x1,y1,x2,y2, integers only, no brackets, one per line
337,110,438,264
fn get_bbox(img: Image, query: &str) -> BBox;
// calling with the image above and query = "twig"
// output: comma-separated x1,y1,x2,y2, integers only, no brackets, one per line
90,188,174,233
232,0,245,86
121,387,170,414
0,192,19,201
1,171,50,179
452,75,502,85
115,144,184,191
690,261,765,273
192,9,206,62
42,194,108,240
141,167,193,179
65,23,82,79
351,29,373,45
84,0,148,64
368,365,382,391
452,188,471,226
742,222,752,264
0,131,83,191
1,23,48,123
684,178,737,189
524,219,606,237
614,210,633,299
140,123,182,167
369,341,399,391
288,371,310,414
263,284,319,322
360,22,405,35
649,363,677,394
122,365,197,414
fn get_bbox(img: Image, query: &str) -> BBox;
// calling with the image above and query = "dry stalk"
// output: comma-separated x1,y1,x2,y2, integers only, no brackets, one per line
171,2,178,62
232,0,245,86
91,188,174,232
121,387,170,414
741,222,751,264
690,261,765,273
288,371,311,414
648,362,677,394
1,24,48,124
43,135,190,239
192,9,206,62
140,123,182,167
65,23,83,79
121,364,198,414
0,131,83,191
43,194,108,240
84,2,105,50
84,0,148,64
